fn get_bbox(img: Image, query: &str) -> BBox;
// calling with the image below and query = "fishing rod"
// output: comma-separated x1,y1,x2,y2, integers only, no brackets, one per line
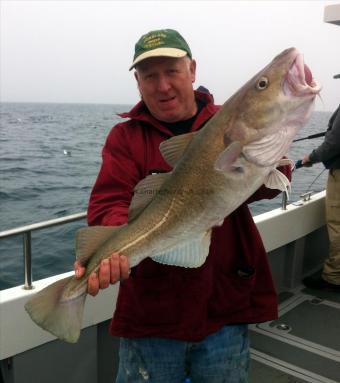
293,131,326,142
293,130,327,169
294,159,304,169
294,159,327,194
305,168,327,192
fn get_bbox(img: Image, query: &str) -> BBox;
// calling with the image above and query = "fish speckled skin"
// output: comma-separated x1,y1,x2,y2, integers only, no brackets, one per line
25,48,321,343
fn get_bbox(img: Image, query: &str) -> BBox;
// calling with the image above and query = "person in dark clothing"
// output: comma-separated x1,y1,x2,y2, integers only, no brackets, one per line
302,105,340,290
75,29,291,382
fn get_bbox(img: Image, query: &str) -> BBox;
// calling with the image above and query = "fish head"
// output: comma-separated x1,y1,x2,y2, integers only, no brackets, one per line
225,47,321,166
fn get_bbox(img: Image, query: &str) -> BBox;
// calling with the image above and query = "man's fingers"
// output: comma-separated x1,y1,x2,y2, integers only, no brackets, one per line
85,253,131,295
109,253,121,284
120,255,131,280
74,260,86,279
88,272,99,296
98,259,110,289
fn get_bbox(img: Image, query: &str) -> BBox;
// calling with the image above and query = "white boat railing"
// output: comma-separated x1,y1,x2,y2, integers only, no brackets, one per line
0,191,327,360
0,191,296,290
0,212,87,289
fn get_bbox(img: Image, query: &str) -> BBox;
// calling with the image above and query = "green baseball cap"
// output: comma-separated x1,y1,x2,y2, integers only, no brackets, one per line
129,29,192,71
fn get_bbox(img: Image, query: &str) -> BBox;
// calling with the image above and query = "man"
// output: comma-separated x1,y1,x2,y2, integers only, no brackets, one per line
75,29,291,382
302,104,340,290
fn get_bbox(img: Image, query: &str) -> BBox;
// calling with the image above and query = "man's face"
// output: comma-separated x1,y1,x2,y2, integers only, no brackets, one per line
135,56,197,123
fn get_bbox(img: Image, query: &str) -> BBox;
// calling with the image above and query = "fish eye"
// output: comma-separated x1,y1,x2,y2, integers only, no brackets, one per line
256,77,269,90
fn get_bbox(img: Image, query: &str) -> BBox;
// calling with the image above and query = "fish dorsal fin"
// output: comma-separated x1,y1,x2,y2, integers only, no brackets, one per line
75,226,121,265
128,173,171,221
214,141,243,172
151,230,212,268
159,132,197,167
264,168,291,197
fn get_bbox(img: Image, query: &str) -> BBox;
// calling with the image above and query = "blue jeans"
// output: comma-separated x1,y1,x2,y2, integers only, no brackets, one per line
115,324,249,383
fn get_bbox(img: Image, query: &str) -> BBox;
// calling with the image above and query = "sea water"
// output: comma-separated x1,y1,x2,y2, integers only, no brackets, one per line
0,102,332,290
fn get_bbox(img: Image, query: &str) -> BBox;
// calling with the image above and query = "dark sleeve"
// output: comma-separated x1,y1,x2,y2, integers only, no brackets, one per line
246,163,292,204
309,107,340,164
87,124,143,226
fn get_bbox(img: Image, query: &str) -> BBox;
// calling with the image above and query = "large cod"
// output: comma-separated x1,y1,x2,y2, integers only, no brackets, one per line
25,48,321,343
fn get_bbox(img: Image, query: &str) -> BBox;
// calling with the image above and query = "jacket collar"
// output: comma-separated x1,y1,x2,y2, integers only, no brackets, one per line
117,91,219,136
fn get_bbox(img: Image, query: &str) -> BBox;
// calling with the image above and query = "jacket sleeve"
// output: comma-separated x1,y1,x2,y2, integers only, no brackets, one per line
87,124,143,226
246,163,292,204
309,107,340,164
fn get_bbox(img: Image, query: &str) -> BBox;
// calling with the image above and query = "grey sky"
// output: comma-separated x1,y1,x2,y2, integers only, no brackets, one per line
1,0,339,111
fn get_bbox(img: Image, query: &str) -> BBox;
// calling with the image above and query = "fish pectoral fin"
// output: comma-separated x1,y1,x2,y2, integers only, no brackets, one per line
128,173,171,221
76,226,123,265
24,276,86,343
214,141,243,172
264,168,291,196
159,132,197,167
151,230,212,268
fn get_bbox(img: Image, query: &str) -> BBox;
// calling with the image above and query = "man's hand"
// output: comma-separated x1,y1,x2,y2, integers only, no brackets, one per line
74,253,130,296
302,155,313,167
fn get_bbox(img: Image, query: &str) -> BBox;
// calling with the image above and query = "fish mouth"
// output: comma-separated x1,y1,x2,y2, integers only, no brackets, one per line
283,51,322,97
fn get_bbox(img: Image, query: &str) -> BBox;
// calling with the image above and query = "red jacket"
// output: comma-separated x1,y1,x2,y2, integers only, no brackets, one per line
88,91,291,341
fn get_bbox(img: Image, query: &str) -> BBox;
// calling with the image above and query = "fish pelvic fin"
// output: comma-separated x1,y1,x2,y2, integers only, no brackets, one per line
277,158,295,169
24,276,87,343
159,132,197,167
151,230,212,268
264,168,291,197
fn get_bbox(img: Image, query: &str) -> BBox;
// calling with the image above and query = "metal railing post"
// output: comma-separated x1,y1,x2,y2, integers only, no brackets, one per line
281,191,288,210
23,231,33,290
0,211,87,289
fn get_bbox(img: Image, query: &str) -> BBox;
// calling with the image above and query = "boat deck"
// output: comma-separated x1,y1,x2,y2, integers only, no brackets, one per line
2,281,338,383
249,280,340,383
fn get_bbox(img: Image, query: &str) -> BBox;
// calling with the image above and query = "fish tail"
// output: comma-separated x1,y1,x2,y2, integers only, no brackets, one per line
24,276,87,343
